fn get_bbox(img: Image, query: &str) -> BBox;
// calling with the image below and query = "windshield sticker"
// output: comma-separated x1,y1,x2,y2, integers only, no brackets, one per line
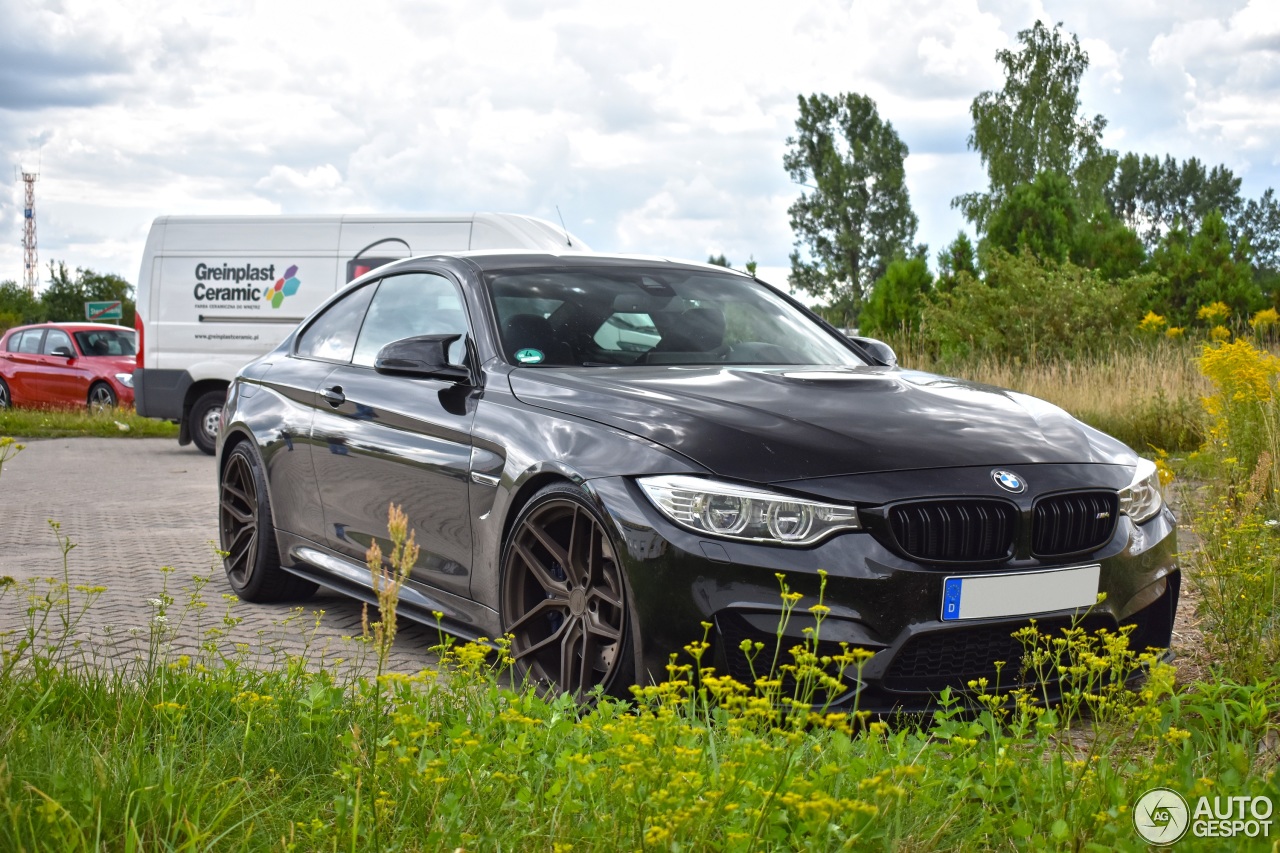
515,348,544,364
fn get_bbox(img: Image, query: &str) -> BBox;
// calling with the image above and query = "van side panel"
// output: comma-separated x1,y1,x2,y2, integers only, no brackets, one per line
153,253,340,374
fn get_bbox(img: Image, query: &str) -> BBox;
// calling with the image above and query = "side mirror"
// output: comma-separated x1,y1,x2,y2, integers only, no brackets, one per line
374,334,470,383
51,346,74,359
851,336,897,368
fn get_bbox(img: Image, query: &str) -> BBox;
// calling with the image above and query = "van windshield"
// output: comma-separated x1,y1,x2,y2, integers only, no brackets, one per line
485,267,864,368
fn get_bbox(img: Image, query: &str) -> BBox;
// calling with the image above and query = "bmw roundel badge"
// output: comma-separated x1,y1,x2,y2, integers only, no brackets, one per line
992,469,1026,493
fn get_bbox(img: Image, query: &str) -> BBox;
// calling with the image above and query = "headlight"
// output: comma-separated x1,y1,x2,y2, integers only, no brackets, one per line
114,373,134,388
1119,458,1163,524
637,475,860,546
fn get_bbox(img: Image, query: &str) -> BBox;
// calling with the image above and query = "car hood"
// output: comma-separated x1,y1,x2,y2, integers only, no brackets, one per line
506,365,1134,482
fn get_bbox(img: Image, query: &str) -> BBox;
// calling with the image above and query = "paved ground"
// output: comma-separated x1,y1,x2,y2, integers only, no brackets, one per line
0,437,440,675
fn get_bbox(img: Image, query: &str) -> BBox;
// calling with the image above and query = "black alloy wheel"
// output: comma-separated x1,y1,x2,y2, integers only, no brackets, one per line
501,484,633,698
219,443,316,602
88,382,116,413
0,378,9,408
191,390,225,456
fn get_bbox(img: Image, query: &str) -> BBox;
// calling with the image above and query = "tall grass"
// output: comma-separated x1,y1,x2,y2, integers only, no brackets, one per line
891,337,1209,451
0,406,178,438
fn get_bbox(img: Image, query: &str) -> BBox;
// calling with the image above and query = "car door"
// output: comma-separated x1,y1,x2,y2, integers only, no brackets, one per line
263,282,378,545
6,329,47,404
40,329,84,405
309,269,477,599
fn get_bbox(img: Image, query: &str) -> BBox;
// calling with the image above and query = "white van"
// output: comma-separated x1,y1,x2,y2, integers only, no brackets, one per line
133,212,587,453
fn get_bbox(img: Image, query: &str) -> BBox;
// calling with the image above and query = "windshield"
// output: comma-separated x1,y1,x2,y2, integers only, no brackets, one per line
73,329,136,357
486,267,865,368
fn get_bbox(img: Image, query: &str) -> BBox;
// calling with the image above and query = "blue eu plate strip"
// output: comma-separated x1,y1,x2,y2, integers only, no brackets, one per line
942,577,963,621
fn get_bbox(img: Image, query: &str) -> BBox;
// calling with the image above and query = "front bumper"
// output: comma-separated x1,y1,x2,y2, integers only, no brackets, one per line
587,474,1180,714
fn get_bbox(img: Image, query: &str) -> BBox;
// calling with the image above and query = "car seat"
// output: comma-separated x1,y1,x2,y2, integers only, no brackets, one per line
647,306,727,362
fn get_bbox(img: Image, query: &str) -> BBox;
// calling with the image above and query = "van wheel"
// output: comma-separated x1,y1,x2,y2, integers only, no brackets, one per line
190,390,225,456
219,442,317,602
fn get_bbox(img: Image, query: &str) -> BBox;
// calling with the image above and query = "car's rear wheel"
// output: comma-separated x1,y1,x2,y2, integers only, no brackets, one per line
219,442,317,602
0,378,9,408
88,382,116,413
501,483,634,698
190,390,225,456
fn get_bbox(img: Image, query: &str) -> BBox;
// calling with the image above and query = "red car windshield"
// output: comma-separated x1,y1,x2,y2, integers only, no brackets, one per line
73,330,136,357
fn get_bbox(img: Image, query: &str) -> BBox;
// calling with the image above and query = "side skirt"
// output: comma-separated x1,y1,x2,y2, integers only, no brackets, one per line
278,539,503,645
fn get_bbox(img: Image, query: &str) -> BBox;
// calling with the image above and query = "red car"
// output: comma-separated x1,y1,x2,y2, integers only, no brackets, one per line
0,322,137,411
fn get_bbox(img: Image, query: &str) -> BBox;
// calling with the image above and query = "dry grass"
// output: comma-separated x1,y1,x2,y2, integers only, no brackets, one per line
894,339,1210,451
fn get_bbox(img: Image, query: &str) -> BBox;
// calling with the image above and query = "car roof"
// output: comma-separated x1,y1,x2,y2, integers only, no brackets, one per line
372,250,754,278
4,322,133,333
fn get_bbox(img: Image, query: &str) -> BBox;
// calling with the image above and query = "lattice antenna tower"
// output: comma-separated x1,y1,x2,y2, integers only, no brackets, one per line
19,168,39,294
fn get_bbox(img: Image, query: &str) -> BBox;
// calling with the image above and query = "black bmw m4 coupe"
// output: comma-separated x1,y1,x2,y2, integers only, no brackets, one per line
217,252,1178,712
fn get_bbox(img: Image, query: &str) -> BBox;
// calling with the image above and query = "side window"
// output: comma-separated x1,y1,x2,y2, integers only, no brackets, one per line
43,329,73,356
16,330,44,354
352,273,469,367
295,284,376,363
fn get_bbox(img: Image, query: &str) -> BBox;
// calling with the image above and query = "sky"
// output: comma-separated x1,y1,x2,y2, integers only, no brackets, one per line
2,0,1279,297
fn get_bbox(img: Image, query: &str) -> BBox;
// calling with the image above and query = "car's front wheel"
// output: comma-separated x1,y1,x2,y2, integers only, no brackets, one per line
501,483,634,698
88,382,116,413
219,442,317,602
0,378,9,408
190,390,225,456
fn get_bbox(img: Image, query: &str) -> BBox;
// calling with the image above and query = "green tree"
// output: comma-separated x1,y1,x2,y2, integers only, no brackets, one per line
1071,209,1146,280
860,255,934,336
0,280,45,332
1238,188,1280,274
954,20,1111,229
923,248,1149,362
984,171,1079,263
984,170,1145,278
784,92,918,327
1107,153,1242,249
1149,210,1261,325
707,254,729,267
40,262,136,326
935,232,979,293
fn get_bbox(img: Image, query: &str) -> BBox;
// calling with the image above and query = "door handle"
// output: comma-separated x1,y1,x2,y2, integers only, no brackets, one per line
322,386,345,407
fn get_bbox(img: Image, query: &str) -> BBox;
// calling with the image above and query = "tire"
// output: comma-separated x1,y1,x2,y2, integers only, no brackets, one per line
218,442,317,602
190,390,225,456
500,483,635,698
0,378,9,408
88,382,117,413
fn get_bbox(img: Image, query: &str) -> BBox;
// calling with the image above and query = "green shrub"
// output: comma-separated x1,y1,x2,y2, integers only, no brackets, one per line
921,248,1150,362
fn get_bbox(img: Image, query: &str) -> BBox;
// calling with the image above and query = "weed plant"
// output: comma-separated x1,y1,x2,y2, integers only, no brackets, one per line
1184,335,1280,683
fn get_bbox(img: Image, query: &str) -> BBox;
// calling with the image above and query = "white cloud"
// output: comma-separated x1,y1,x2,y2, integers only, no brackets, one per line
1,0,1280,294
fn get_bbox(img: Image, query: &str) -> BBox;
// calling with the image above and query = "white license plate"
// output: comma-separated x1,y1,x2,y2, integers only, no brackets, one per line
940,564,1101,621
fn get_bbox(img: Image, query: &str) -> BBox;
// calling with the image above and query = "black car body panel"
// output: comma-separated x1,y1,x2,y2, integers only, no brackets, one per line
217,252,1179,712
506,365,1134,481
